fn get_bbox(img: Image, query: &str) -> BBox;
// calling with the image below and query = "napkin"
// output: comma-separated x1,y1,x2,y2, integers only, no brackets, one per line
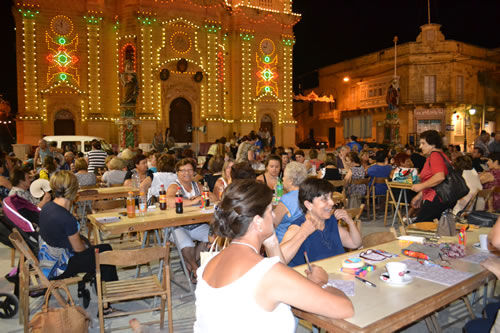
96,216,121,223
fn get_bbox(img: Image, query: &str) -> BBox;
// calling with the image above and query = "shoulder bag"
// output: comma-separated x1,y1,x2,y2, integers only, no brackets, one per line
29,281,90,333
430,152,469,208
200,236,229,266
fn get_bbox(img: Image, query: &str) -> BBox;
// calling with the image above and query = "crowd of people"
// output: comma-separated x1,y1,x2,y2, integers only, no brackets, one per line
0,128,499,331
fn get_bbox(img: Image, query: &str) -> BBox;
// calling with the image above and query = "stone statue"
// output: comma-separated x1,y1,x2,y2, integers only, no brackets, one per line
120,59,139,106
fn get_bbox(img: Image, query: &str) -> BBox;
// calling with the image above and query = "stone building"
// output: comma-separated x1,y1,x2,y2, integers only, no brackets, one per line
294,24,500,150
13,0,299,148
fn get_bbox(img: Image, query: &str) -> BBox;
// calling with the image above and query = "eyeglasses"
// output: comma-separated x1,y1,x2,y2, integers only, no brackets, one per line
178,169,194,173
359,249,393,261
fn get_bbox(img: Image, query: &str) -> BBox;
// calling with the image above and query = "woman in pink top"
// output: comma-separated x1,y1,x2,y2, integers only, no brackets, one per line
411,130,450,222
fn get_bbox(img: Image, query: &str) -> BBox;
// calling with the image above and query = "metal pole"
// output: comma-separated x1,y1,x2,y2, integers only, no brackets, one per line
428,0,431,24
393,36,398,78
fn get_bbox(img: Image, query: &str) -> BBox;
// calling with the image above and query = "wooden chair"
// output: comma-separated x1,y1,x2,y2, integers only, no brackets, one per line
330,180,347,207
8,229,83,333
362,230,397,248
95,245,173,333
371,177,388,222
343,204,365,233
461,188,493,213
350,178,370,219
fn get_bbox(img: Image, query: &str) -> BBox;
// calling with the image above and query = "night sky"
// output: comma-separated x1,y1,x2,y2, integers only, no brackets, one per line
292,0,500,78
1,0,500,116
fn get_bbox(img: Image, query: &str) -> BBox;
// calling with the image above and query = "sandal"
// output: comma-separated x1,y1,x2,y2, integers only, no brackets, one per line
186,265,198,284
98,306,123,317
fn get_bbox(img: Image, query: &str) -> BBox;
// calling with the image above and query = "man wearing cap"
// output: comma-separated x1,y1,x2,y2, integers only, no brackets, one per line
8,167,51,208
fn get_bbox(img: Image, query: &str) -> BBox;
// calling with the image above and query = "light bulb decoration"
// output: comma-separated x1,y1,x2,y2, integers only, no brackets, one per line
45,29,79,85
256,53,278,96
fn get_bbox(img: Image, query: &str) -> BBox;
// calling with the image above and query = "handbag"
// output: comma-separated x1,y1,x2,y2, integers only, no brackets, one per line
430,152,469,208
436,210,457,236
467,211,499,227
29,281,90,333
200,237,229,266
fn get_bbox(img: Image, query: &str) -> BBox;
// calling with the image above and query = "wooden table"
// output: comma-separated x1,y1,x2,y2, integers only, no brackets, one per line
87,205,214,243
75,186,138,202
88,205,214,298
292,229,495,333
386,181,413,227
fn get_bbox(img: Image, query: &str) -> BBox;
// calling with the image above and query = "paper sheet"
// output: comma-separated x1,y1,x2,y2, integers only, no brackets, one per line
401,259,473,286
95,216,121,223
459,252,496,264
328,279,355,296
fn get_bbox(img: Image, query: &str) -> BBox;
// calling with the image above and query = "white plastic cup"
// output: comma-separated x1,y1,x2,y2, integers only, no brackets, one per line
386,262,407,283
479,234,489,250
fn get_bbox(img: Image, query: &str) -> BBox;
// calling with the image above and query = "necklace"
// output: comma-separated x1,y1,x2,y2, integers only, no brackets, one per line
231,241,259,254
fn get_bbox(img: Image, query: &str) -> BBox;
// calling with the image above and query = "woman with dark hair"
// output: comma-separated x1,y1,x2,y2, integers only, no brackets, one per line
194,180,354,332
85,140,107,173
367,150,392,196
318,153,341,181
453,155,482,214
39,155,58,180
410,130,451,222
166,158,217,282
344,152,366,208
231,162,256,180
256,155,282,190
213,158,234,200
143,154,177,200
280,178,362,267
123,154,154,189
38,171,117,310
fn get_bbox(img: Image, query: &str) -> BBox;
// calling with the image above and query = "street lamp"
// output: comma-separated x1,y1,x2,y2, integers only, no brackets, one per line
464,108,476,152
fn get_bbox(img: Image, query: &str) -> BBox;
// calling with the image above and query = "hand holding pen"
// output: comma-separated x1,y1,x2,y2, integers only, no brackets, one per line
304,251,329,286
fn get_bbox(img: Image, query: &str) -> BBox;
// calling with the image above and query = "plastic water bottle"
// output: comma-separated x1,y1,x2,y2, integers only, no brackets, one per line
276,177,284,200
139,191,147,216
132,170,140,189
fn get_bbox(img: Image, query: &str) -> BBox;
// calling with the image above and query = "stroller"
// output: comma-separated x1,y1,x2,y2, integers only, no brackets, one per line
0,195,41,319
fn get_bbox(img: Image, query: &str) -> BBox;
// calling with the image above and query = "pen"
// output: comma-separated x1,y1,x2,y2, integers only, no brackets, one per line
304,251,312,272
355,275,376,287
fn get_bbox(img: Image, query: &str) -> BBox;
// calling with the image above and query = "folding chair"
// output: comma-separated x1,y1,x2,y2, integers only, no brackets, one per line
95,245,173,333
371,177,389,222
9,229,83,333
349,178,370,218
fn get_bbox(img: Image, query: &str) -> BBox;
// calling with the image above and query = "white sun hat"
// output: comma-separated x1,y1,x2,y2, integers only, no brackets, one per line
30,179,51,198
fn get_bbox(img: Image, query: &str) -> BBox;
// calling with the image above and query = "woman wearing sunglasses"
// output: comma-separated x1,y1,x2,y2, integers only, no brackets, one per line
280,178,362,267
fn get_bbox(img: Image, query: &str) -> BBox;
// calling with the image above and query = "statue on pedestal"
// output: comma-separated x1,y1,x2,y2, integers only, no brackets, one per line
120,59,139,106
384,79,401,144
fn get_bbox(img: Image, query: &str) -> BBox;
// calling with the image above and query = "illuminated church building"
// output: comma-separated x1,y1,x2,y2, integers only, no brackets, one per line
13,0,300,147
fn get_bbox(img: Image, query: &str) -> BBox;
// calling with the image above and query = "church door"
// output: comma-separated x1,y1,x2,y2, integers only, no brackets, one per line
169,97,192,143
54,110,75,135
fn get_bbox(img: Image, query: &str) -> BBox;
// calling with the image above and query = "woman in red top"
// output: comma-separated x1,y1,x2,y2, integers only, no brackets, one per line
410,130,450,222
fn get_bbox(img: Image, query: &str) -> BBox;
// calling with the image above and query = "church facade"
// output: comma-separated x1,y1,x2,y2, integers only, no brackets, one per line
13,0,299,148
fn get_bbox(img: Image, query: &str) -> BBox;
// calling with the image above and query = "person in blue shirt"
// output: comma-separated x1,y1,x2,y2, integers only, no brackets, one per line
367,150,392,196
279,178,362,267
273,162,308,242
346,136,362,153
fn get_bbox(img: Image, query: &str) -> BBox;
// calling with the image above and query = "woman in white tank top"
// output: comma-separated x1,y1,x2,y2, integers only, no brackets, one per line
194,180,354,333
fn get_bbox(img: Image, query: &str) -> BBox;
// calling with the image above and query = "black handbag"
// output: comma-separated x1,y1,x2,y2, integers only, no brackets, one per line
430,152,469,208
467,211,499,227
